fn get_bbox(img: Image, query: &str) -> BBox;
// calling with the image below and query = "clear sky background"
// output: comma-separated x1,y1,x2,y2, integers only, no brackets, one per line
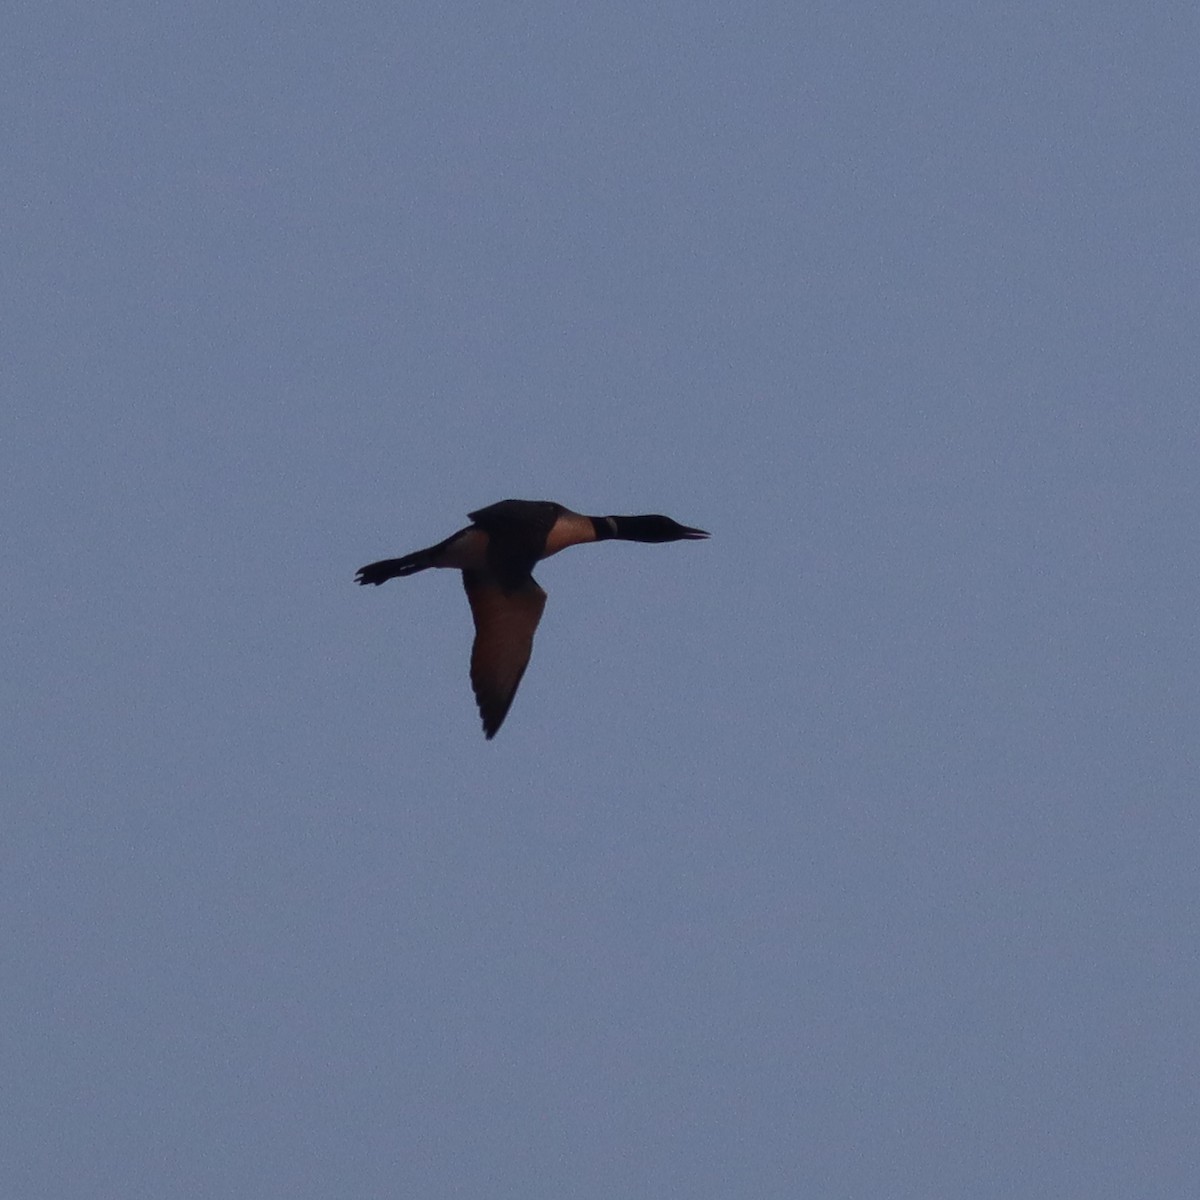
4,4,1197,1198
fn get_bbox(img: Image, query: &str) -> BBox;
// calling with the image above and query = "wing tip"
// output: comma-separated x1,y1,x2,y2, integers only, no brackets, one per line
478,700,507,739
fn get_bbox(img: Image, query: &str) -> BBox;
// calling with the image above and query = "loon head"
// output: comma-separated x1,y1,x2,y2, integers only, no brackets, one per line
608,514,710,543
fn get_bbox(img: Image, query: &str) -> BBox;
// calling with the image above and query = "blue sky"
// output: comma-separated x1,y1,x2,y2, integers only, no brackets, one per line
4,4,1198,1197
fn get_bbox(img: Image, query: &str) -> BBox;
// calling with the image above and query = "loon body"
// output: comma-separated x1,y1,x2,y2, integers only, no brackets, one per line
356,499,709,738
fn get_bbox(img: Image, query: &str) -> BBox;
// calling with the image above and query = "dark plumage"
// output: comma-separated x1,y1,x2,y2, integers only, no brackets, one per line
355,499,709,737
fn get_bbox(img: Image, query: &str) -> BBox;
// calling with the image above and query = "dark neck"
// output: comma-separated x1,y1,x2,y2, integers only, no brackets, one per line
596,514,667,543
589,512,708,544
590,515,619,542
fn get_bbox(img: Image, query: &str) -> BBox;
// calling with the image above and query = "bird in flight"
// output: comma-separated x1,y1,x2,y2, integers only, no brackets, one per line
355,499,709,738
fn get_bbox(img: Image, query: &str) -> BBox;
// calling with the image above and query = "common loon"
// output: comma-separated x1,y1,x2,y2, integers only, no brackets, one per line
355,499,709,738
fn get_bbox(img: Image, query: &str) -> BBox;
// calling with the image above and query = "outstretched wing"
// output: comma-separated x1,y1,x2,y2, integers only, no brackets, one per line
462,571,548,738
